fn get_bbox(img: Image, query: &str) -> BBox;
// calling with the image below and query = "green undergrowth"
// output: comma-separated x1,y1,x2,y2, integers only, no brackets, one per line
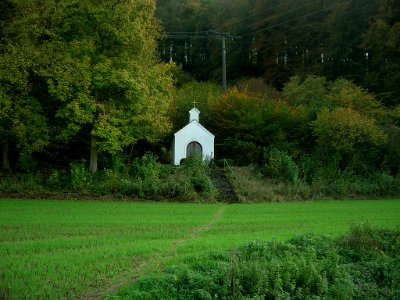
2,150,400,202
228,165,400,202
0,155,217,202
111,225,400,300
0,200,399,299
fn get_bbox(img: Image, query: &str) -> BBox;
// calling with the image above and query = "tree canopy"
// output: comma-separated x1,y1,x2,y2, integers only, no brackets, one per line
156,0,400,106
1,0,399,187
1,0,173,172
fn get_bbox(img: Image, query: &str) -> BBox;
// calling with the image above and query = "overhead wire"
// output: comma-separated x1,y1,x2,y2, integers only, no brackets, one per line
164,35,209,39
238,1,351,38
217,0,296,31
162,1,325,40
162,0,371,41
166,31,206,34
228,0,322,35
162,30,211,39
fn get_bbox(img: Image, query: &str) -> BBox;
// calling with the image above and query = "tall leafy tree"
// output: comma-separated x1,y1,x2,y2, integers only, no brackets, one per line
1,0,173,173
313,108,387,172
361,0,400,106
0,4,50,171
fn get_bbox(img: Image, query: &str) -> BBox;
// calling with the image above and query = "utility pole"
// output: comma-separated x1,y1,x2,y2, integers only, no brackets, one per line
208,31,235,93
222,34,227,93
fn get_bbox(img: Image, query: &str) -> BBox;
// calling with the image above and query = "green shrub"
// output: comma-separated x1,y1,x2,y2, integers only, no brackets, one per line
161,166,197,201
263,148,299,184
131,154,162,197
181,157,217,200
116,226,400,299
45,169,70,190
17,152,38,172
338,224,400,262
0,176,20,193
111,154,128,173
115,274,177,300
46,169,62,189
372,172,399,195
79,154,218,201
309,168,400,198
0,173,43,193
160,157,217,202
229,139,262,166
70,161,91,192
89,169,123,196
215,158,235,168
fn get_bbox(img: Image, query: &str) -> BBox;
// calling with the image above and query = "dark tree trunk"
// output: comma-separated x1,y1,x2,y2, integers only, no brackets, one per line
89,137,97,175
2,135,10,171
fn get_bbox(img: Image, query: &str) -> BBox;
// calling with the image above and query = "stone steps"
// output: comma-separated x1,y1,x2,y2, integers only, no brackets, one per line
211,168,240,203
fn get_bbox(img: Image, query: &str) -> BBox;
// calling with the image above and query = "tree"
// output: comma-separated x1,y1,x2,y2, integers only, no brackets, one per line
171,81,221,132
361,0,400,106
327,79,387,122
313,108,387,172
1,0,173,173
208,87,309,162
283,75,330,111
283,75,388,122
156,0,398,108
0,39,50,171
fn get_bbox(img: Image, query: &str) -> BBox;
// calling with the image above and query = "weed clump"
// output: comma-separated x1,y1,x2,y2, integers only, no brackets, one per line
115,225,400,299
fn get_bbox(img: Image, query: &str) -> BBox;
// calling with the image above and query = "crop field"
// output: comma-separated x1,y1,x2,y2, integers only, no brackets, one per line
1,199,400,299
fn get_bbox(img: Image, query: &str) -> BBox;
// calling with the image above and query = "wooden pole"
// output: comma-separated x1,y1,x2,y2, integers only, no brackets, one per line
222,34,227,93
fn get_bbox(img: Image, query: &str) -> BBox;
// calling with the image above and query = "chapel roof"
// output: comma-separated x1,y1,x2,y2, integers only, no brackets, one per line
174,120,214,139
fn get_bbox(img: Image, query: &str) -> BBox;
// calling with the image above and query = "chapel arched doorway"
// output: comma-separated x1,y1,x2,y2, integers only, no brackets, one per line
186,141,202,158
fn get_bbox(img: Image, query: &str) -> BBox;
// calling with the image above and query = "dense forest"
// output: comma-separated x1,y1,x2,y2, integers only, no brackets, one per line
156,0,400,105
0,0,400,200
0,0,173,174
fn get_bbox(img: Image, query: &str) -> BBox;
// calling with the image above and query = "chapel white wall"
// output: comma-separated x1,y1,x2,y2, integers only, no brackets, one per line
173,122,214,165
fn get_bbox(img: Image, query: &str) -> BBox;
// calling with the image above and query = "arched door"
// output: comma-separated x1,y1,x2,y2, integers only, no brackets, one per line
186,141,202,158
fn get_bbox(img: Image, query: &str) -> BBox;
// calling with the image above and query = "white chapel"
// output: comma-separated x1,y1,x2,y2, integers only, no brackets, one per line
172,107,215,165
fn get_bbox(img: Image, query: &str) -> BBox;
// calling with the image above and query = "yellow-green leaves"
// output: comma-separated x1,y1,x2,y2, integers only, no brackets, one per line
328,79,387,122
1,0,173,171
313,108,387,167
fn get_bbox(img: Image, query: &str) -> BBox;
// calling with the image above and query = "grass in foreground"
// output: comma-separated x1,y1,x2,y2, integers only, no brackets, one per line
115,225,400,299
0,199,399,299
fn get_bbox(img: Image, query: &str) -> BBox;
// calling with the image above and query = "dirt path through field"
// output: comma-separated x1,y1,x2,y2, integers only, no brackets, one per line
84,205,226,299
170,204,226,250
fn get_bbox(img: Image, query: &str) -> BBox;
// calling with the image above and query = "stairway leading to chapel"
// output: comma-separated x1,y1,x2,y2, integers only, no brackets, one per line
211,167,240,203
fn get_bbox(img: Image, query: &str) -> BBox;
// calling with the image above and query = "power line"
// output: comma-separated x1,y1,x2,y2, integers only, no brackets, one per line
239,1,349,38
231,0,322,35
163,31,213,39
163,2,371,41
160,2,372,93
166,31,206,34
217,0,296,31
164,35,209,39
166,31,210,36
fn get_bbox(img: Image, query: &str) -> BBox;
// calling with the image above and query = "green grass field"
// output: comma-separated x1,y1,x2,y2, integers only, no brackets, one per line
1,199,400,299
